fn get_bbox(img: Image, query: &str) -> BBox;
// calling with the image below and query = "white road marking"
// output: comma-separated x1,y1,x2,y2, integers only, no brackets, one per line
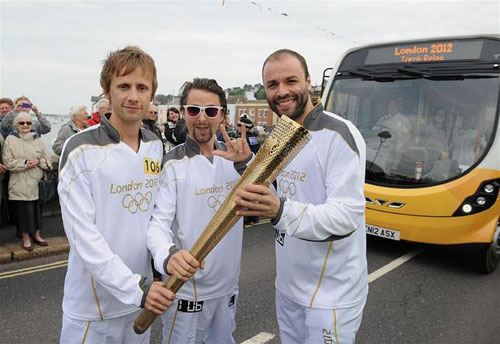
240,332,275,344
240,249,425,343
368,248,424,283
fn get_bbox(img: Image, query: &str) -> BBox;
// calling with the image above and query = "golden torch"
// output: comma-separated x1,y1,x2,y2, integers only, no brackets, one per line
133,115,311,334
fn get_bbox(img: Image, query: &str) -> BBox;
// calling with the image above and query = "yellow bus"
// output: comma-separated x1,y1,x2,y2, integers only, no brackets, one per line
322,35,500,273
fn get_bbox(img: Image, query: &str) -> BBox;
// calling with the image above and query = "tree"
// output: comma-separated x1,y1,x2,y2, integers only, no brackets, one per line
155,94,175,105
155,94,168,105
254,85,266,100
228,87,245,96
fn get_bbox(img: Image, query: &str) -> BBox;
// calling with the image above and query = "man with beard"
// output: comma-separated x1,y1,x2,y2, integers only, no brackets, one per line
147,78,252,343
234,49,368,344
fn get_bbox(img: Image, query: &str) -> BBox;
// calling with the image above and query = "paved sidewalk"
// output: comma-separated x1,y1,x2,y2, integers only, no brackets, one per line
0,200,69,264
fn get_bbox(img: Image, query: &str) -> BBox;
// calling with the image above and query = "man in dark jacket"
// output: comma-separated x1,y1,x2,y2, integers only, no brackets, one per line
142,103,163,141
238,114,260,225
238,114,260,154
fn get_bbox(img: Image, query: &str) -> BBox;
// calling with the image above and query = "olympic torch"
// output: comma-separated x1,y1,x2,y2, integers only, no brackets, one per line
133,115,311,334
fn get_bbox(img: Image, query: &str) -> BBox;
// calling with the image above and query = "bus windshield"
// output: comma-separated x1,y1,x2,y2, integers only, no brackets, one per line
326,74,499,186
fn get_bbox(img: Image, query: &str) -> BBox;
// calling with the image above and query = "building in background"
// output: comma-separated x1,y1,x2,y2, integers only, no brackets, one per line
234,99,276,129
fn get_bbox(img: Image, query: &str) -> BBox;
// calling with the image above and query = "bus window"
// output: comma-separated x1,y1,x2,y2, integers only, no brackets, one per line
327,73,499,186
451,95,497,172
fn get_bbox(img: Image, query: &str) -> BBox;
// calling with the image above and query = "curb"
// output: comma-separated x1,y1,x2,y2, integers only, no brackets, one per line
0,236,69,264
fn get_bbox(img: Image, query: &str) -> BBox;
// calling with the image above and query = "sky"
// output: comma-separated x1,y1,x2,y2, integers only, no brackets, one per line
1,0,499,114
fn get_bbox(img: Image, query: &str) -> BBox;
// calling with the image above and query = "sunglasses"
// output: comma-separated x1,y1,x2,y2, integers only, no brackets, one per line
148,111,158,115
18,121,32,125
184,105,223,118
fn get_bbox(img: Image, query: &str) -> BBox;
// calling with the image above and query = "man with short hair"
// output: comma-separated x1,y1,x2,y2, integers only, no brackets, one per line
235,49,368,344
58,46,175,343
373,97,411,148
52,105,89,156
147,78,251,344
1,96,51,137
0,97,14,119
142,103,163,141
88,98,111,126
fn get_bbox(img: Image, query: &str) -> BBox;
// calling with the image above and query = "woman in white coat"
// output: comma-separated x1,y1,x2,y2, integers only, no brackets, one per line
2,113,52,251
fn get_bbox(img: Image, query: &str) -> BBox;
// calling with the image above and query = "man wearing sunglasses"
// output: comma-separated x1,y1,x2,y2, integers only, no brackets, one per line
148,78,252,344
58,46,175,344
234,49,368,344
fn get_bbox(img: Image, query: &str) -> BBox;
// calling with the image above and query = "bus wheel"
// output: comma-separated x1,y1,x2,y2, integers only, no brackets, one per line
467,224,500,274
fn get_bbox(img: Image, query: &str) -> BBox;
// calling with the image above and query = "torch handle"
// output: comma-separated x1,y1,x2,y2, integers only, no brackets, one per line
133,274,188,334
133,309,157,334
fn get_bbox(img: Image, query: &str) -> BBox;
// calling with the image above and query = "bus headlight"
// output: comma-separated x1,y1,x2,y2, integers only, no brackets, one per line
453,179,499,216
484,184,494,193
462,204,473,213
476,197,487,206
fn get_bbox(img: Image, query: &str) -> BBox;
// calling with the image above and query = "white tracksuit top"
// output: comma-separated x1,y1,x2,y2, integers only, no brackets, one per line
58,116,164,321
147,136,245,301
273,104,368,309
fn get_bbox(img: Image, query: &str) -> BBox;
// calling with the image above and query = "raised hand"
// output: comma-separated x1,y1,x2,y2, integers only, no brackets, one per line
213,124,252,163
31,104,40,115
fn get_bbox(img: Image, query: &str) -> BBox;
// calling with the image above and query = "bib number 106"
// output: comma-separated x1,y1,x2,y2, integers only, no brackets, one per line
144,158,161,175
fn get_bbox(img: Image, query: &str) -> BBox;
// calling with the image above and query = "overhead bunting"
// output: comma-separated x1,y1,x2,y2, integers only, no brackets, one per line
221,0,360,44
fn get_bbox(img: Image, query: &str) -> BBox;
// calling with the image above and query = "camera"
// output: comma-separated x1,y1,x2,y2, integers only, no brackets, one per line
21,102,31,109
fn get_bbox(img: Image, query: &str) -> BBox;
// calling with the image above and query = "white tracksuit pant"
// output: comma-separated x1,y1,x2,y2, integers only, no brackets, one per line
276,290,366,344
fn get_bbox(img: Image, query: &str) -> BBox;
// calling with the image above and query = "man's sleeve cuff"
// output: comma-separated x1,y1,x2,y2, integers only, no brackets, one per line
139,276,152,308
233,153,253,175
271,197,286,226
163,246,180,275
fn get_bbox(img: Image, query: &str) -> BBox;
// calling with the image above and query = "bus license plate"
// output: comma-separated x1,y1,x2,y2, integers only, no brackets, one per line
365,224,400,241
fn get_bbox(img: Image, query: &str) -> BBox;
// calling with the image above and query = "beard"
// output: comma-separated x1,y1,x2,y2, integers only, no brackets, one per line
267,85,309,120
192,126,213,144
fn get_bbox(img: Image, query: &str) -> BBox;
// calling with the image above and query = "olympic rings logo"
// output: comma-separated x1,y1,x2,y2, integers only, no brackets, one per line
279,180,296,199
207,195,225,212
122,191,153,214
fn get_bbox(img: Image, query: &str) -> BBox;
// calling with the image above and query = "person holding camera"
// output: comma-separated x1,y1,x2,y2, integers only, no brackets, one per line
1,96,51,138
